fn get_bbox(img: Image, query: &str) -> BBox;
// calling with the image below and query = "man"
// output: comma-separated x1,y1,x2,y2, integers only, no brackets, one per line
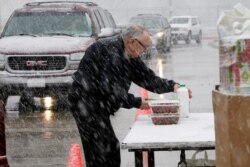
68,24,192,167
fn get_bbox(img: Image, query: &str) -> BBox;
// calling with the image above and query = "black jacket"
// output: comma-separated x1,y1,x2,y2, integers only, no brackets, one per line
71,35,177,114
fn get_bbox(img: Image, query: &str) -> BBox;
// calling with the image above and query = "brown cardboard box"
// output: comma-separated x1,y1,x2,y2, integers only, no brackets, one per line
212,89,250,167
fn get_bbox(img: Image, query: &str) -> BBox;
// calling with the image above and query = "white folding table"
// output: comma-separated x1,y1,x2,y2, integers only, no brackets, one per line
121,113,215,167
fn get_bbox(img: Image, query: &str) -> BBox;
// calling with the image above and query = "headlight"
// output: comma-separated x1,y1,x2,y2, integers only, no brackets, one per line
156,32,164,38
0,54,5,61
0,54,5,70
69,52,84,70
69,64,79,70
70,52,85,61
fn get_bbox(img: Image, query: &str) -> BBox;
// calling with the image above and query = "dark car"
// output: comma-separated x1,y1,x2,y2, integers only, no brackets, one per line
129,14,172,54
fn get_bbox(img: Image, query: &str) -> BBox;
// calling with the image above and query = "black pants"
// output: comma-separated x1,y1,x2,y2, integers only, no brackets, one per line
69,96,121,167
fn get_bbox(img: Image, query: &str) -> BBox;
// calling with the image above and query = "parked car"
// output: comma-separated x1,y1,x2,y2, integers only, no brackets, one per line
0,1,120,110
129,14,172,54
169,15,202,44
104,10,121,33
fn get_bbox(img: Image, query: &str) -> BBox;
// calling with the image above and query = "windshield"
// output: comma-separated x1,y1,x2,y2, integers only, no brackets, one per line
2,11,92,37
169,18,189,24
130,17,163,29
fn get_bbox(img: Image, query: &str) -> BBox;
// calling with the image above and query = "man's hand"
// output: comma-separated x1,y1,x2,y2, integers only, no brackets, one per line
173,83,180,93
173,83,193,99
139,98,150,110
187,88,192,99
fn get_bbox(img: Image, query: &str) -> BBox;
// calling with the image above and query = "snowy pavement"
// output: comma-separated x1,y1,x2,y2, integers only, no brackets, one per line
5,38,218,167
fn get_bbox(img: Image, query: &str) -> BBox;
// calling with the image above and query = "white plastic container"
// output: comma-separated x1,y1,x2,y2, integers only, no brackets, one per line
177,84,189,117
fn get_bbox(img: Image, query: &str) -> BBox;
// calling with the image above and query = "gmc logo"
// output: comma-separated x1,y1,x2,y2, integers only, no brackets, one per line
26,60,47,67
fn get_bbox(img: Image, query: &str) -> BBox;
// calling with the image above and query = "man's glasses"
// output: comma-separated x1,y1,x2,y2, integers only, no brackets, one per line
134,38,149,51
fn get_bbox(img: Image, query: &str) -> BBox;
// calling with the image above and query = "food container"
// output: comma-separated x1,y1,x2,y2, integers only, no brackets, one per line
149,100,180,125
149,99,179,113
151,113,180,125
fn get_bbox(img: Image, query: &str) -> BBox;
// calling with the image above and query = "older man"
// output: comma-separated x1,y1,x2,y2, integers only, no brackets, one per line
68,24,191,167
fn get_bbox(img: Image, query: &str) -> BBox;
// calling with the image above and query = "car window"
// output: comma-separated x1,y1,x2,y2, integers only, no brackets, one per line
163,18,170,27
98,9,110,28
159,18,164,28
91,12,101,34
197,18,201,24
108,15,117,28
2,11,92,37
161,18,166,27
130,17,163,29
105,11,117,28
93,10,105,28
192,18,197,25
169,18,189,24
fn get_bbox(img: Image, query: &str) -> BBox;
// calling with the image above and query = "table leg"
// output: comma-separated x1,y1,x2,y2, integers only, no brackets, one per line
177,150,187,167
135,150,143,167
148,150,155,167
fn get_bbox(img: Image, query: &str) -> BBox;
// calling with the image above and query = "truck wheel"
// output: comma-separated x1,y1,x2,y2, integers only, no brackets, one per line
167,37,171,52
185,31,191,44
196,31,202,44
173,38,178,45
19,92,36,112
55,95,70,111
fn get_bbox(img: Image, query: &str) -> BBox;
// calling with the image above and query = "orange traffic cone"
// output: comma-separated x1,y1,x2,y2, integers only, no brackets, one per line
67,144,83,167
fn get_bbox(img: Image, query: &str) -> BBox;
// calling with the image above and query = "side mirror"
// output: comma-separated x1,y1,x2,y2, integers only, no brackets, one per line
114,28,122,34
117,24,127,32
98,27,114,38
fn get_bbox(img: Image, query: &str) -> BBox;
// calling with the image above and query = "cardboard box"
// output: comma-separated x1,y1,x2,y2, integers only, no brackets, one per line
212,89,250,167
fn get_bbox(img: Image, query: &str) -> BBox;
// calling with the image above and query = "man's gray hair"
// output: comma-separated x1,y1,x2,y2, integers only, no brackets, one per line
122,24,148,41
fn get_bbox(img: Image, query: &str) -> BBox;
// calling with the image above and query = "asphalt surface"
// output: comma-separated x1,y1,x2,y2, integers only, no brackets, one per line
4,38,219,167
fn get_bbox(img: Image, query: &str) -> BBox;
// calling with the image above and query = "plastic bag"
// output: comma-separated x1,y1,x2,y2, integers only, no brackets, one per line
180,150,215,167
217,3,250,38
217,3,250,94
